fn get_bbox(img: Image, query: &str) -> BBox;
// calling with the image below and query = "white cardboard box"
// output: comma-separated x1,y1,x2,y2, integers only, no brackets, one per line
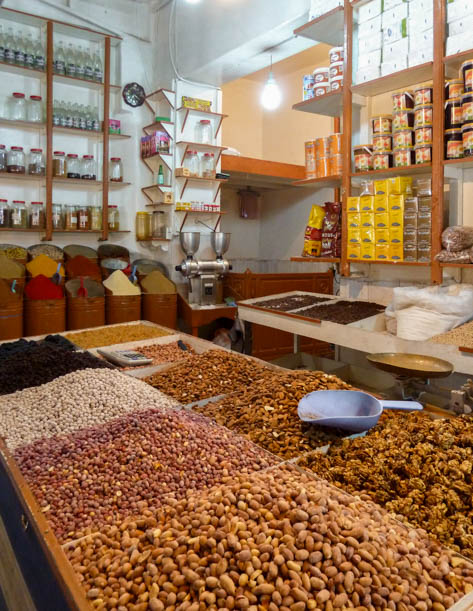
382,3,409,28
446,31,472,56
358,48,383,69
447,0,473,23
357,0,383,23
449,15,473,37
409,28,433,52
382,19,408,45
309,0,343,21
358,14,382,39
408,47,433,67
381,57,408,76
382,37,409,62
355,65,381,84
358,31,383,54
383,0,408,10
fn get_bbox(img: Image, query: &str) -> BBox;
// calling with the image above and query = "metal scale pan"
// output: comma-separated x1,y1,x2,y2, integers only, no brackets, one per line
366,353,453,379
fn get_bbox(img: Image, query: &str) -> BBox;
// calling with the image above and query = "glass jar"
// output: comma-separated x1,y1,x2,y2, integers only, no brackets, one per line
52,203,63,229
27,95,43,122
66,154,80,179
0,145,6,173
195,119,212,144
151,211,166,238
10,201,27,228
108,205,120,231
201,152,215,178
65,205,78,230
136,211,150,240
29,201,45,229
81,154,97,180
7,146,25,173
8,92,26,121
184,150,199,176
0,199,9,228
90,206,102,231
109,157,123,182
53,151,66,177
77,206,90,230
28,148,45,175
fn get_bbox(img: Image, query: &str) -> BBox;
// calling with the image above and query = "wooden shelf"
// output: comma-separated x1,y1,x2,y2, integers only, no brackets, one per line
177,141,227,166
52,179,131,189
439,262,473,268
52,126,131,140
175,174,227,202
221,155,305,190
291,257,341,263
0,118,45,132
176,209,224,214
443,157,473,169
0,173,45,183
293,175,342,188
146,88,175,105
0,227,45,232
177,107,228,138
143,120,174,137
137,237,171,242
349,260,431,266
293,7,344,46
53,73,120,91
52,229,130,234
293,90,343,118
141,184,173,205
444,50,473,73
352,63,433,97
351,164,432,179
142,152,173,173
0,60,45,79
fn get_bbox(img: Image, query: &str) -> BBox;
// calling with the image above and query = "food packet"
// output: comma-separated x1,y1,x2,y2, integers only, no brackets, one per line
302,205,325,257
321,202,342,257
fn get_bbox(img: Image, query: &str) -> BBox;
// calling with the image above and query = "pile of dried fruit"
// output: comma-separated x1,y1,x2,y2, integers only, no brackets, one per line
0,369,178,450
193,371,352,460
15,408,277,542
145,350,273,403
0,343,112,396
252,294,331,312
432,320,473,348
298,412,473,560
63,323,171,349
66,464,473,610
120,341,196,370
299,299,385,324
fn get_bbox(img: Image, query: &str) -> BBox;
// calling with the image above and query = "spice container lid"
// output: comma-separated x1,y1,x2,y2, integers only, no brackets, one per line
12,200,25,203
31,201,43,205
30,95,42,100
0,145,5,150
54,151,65,155
445,128,462,134
0,199,7,202
393,145,414,150
415,103,433,109
13,92,25,98
199,119,211,124
373,149,393,154
67,153,78,158
110,157,121,161
372,114,392,118
10,146,23,151
414,144,432,149
30,148,43,153
313,67,329,73
460,59,473,70
461,92,473,99
392,90,413,97
83,154,94,159
445,98,462,104
393,109,414,114
446,79,463,84
109,205,118,208
462,122,473,130
414,84,433,91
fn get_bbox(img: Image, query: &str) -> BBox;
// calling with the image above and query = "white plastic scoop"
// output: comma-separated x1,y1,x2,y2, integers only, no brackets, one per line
298,390,423,433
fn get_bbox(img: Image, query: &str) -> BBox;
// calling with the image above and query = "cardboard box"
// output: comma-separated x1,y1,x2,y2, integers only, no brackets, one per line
389,243,404,261
446,31,471,55
448,14,473,37
347,243,362,260
417,228,432,247
361,212,375,226
404,244,418,262
390,176,413,195
382,3,408,28
403,215,418,231
358,48,383,69
358,31,383,54
418,246,431,262
348,228,361,243
383,0,408,10
182,96,212,111
309,0,343,20
390,208,404,226
418,196,432,212
375,227,390,243
348,212,361,227
374,194,389,212
347,196,360,212
447,0,473,23
418,212,432,230
404,197,419,214
404,229,418,245
410,10,433,32
163,191,174,204
381,57,408,76
383,19,408,45
409,28,433,52
358,15,382,39
376,243,390,260
375,212,390,228
360,243,376,260
355,65,381,84
361,226,376,243
389,194,405,212
360,195,375,211
357,0,383,23
408,47,433,67
389,226,404,243
382,38,409,62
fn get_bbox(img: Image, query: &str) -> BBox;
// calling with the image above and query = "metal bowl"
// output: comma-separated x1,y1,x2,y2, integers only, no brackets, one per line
367,353,453,379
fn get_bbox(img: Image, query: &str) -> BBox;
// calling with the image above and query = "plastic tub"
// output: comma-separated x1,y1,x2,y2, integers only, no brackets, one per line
393,130,413,148
24,298,66,336
371,115,392,134
142,293,177,330
445,79,463,99
392,90,414,111
414,104,433,128
445,97,463,129
105,294,141,325
414,86,433,106
415,144,432,165
373,134,392,151
314,82,330,97
313,67,329,83
393,146,414,167
445,128,464,159
415,126,433,146
373,150,393,170
462,123,473,157
353,145,373,172
461,59,473,92
67,296,105,331
393,110,414,131
329,46,343,63
461,91,473,122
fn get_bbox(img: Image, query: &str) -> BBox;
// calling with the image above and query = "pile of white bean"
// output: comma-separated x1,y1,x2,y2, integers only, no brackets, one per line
0,368,179,450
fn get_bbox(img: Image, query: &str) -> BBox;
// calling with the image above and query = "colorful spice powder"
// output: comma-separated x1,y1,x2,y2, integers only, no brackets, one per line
26,254,65,279
25,275,64,300
65,255,101,278
103,270,140,296
141,270,176,294
0,254,25,279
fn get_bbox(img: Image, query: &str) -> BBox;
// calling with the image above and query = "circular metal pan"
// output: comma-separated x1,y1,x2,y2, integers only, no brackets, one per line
367,353,453,379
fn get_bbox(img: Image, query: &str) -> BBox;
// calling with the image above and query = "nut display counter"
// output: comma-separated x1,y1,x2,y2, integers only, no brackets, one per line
1,322,473,610
237,291,473,377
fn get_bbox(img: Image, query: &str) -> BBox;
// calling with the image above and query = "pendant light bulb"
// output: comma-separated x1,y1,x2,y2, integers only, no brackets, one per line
261,57,281,111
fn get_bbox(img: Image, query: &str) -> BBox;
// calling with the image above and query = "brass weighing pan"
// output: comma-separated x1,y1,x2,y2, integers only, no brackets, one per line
367,353,453,379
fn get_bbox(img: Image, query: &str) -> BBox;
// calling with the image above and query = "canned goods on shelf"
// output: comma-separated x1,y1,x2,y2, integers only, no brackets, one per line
445,128,464,159
414,85,433,107
373,150,393,170
353,145,373,172
329,154,343,176
393,129,413,148
316,156,329,178
414,104,433,128
393,110,414,131
372,115,392,135
462,123,473,157
461,92,473,122
313,67,329,83
445,97,463,129
329,61,343,79
373,134,392,151
329,46,344,64
393,146,415,168
330,76,343,91
445,79,463,100
415,144,432,165
314,82,330,97
415,126,433,146
461,59,473,92
392,90,414,111
328,133,342,156
315,137,330,159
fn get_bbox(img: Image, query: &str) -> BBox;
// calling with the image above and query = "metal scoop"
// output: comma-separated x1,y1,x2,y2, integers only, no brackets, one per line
298,390,423,433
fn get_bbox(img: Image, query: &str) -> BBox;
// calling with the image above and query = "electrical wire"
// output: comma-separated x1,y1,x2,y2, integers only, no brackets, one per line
168,0,221,91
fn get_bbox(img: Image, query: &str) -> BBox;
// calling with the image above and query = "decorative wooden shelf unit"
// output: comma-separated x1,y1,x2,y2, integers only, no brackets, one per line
177,107,228,138
293,6,344,46
293,175,342,188
141,184,173,205
293,91,344,118
221,155,305,190
175,174,227,202
177,141,227,166
351,164,432,179
141,152,173,173
349,260,431,267
351,62,434,97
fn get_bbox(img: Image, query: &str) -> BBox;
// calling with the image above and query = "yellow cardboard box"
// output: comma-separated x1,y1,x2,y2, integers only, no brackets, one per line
361,226,375,242
347,243,361,259
361,211,374,226
347,196,360,212
375,212,389,228
374,177,413,195
375,228,390,243
360,195,375,211
375,243,390,261
389,208,404,226
389,243,404,261
388,194,405,211
389,226,404,243
360,243,375,260
348,212,361,227
374,194,389,212
347,228,361,243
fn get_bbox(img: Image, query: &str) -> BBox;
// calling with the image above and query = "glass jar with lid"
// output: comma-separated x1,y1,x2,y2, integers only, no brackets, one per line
8,93,26,121
151,211,166,238
53,151,66,177
28,148,45,175
184,150,199,176
136,211,150,240
66,154,80,179
77,206,90,230
109,157,123,182
201,153,215,178
7,146,26,174
0,145,6,173
108,205,120,231
65,205,78,230
29,201,45,229
90,206,102,231
81,155,97,180
0,199,9,228
195,119,212,144
52,203,64,230
10,201,27,228
27,95,43,123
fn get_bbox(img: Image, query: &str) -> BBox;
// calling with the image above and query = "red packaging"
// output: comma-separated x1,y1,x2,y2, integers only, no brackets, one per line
321,202,342,257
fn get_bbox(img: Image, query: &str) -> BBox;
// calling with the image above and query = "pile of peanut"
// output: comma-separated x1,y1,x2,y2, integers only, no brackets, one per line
298,412,473,560
145,350,274,403
64,324,171,349
193,371,352,460
0,369,178,450
121,342,196,370
15,408,277,542
66,464,473,610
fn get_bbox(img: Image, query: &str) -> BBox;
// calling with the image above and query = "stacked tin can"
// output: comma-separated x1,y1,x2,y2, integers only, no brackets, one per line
444,60,473,160
302,46,344,101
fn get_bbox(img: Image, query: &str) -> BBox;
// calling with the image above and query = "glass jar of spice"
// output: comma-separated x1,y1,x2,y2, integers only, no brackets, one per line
90,206,102,231
81,155,96,180
66,154,80,179
109,157,123,182
10,201,27,228
65,205,78,230
0,200,9,228
29,201,45,229
77,206,90,230
0,145,6,173
52,203,63,229
8,93,26,121
7,146,26,174
28,148,45,175
53,151,66,177
108,205,120,231
136,211,150,240
27,95,43,122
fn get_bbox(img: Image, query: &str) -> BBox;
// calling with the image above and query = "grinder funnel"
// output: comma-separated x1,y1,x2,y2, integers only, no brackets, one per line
210,232,231,258
179,232,200,258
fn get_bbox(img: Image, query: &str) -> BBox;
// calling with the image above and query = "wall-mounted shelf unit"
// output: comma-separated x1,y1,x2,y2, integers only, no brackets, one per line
176,141,227,166
52,126,131,140
176,174,227,202
351,63,434,97
177,107,228,138
293,91,343,118
141,184,173,205
143,120,174,138
221,155,305,191
293,175,342,188
0,174,46,183
178,211,225,232
0,119,46,132
141,152,173,173
293,6,344,46
290,257,341,263
351,164,432,180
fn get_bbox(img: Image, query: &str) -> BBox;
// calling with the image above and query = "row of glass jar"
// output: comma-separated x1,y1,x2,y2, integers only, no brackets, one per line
136,210,169,240
0,145,45,175
53,153,123,181
6,92,43,122
183,151,216,178
0,199,44,229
